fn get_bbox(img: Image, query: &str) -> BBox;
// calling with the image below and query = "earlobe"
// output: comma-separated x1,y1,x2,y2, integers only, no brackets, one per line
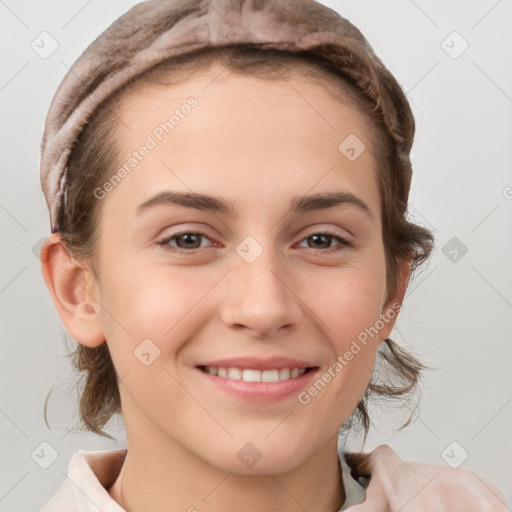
40,233,105,347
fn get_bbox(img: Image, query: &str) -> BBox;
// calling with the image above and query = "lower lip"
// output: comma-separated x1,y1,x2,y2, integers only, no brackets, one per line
195,367,319,402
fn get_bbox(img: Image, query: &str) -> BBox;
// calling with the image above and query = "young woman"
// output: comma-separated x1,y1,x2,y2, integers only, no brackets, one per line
38,0,508,510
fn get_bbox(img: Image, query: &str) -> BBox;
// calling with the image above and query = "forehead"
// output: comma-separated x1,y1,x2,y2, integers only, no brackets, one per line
115,60,377,150
103,64,381,222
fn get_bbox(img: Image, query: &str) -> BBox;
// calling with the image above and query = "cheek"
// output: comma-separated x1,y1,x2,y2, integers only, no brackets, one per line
99,265,216,353
301,256,387,339
297,258,385,397
95,269,207,408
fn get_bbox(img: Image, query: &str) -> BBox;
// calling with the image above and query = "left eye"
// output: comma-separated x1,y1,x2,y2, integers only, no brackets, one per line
157,231,351,254
297,232,351,252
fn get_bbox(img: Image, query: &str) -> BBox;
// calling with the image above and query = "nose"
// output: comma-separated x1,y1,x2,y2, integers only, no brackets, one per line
219,241,303,338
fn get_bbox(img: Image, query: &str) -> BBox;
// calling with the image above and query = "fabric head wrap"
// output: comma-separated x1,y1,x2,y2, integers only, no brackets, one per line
40,0,400,233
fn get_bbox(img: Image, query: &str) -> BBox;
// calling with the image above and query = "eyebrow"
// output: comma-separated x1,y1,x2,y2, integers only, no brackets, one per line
135,190,373,220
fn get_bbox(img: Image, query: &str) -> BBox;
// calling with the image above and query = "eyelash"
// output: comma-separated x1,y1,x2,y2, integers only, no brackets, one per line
156,230,353,255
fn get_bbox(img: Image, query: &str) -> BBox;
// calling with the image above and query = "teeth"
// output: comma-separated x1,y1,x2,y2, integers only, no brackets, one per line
227,368,242,380
203,366,307,382
261,369,279,382
243,369,261,382
279,368,290,380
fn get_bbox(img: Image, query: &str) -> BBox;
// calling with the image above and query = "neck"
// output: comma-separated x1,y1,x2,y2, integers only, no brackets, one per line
109,428,346,512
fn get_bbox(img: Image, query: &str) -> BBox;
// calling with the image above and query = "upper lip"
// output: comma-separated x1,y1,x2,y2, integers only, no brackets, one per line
196,356,318,371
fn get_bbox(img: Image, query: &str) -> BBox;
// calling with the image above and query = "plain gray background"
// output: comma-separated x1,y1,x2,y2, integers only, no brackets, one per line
1,0,511,510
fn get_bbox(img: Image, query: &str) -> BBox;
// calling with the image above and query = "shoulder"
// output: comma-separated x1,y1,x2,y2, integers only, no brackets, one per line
38,448,127,512
342,444,509,511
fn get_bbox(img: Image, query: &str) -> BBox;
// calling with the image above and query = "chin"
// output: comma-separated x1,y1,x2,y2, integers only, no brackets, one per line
205,439,312,476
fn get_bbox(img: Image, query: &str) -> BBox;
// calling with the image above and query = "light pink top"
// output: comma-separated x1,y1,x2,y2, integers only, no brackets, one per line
39,447,366,511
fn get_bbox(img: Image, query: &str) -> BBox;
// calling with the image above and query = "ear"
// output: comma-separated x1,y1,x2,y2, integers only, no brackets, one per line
378,259,411,344
40,232,105,347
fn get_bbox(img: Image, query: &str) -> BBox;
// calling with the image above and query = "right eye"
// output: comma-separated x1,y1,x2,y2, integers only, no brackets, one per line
157,231,218,254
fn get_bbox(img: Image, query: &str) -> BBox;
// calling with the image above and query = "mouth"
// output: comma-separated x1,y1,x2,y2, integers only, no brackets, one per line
196,365,317,382
197,365,317,382
194,362,320,402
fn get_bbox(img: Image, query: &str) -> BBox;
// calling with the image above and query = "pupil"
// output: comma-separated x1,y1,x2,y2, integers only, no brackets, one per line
311,234,329,249
181,234,200,248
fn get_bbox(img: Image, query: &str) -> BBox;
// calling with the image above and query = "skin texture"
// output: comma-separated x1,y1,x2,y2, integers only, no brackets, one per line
41,64,409,512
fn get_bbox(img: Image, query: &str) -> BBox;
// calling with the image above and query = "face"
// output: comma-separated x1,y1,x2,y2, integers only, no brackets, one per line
87,64,400,474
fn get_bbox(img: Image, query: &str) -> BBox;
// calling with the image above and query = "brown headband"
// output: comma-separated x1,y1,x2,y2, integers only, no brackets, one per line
39,0,389,233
